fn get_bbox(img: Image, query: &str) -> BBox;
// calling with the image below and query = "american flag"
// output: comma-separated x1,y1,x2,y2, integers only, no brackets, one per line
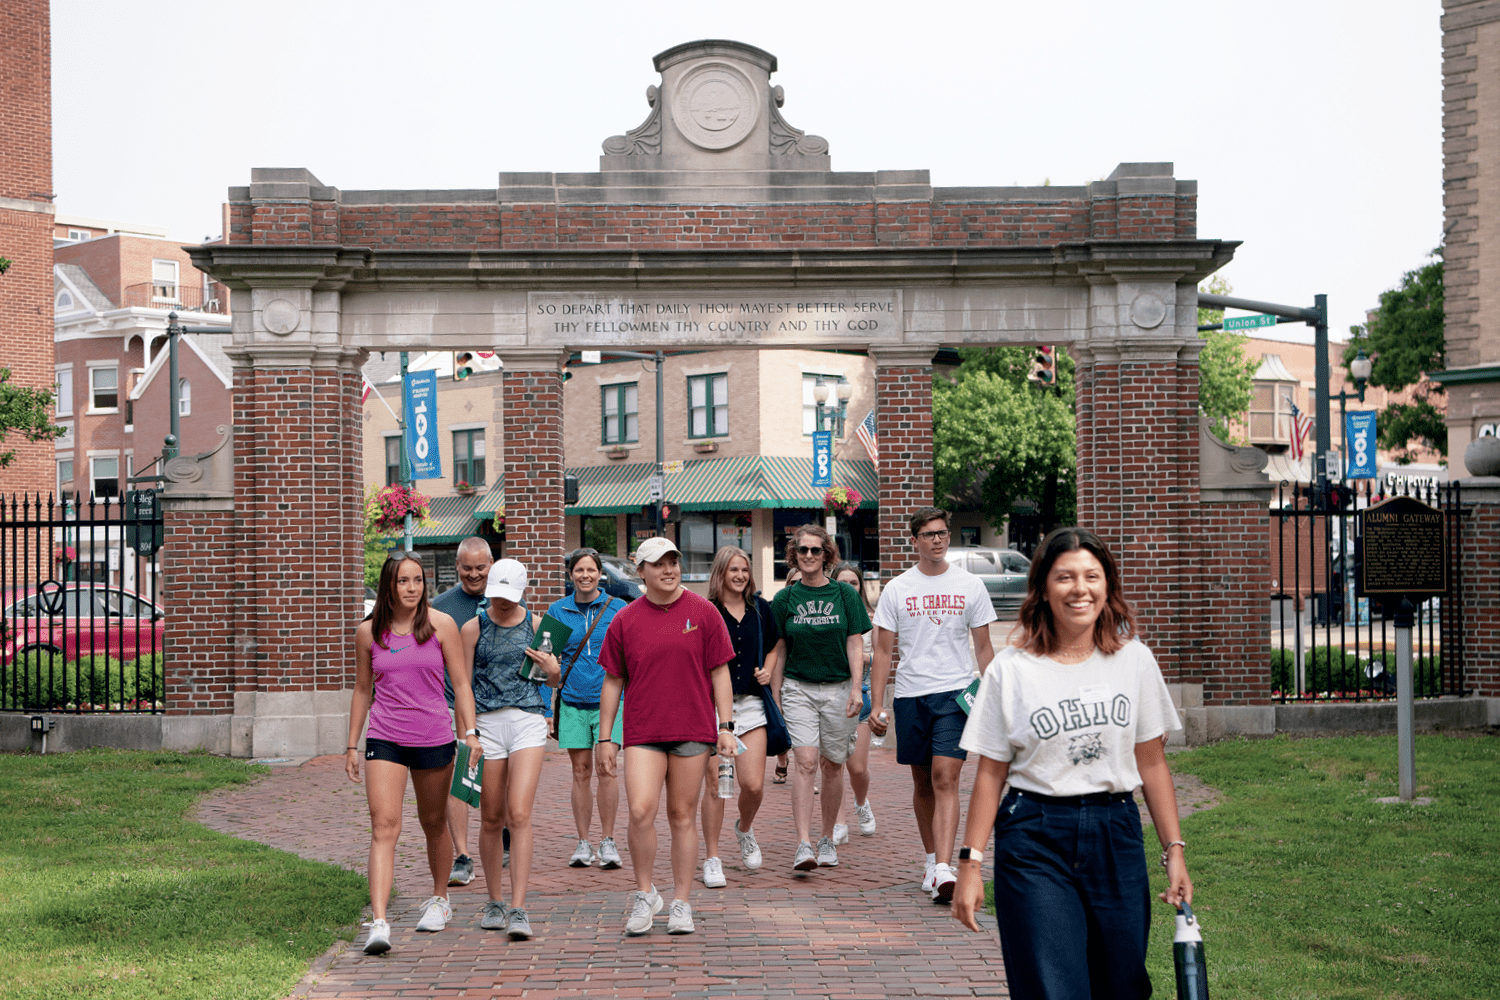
855,409,878,467
1288,395,1312,463
361,377,374,405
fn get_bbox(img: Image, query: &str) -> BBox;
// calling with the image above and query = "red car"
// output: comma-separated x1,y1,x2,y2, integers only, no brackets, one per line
1,583,164,665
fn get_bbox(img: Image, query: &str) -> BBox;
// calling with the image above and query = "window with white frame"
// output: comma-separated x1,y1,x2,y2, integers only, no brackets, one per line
67,229,91,242
178,379,191,416
384,435,402,487
91,456,120,500
1249,381,1296,445
687,373,728,438
58,458,74,490
602,383,639,445
89,366,118,411
55,367,73,416
151,259,180,302
56,290,74,310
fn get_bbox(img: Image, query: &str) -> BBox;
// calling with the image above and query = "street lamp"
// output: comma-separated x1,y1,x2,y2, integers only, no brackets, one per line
814,376,852,436
1333,348,1373,444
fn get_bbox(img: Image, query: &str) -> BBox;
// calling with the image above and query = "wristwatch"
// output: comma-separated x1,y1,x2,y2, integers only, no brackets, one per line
463,728,479,738
719,721,735,732
958,847,984,864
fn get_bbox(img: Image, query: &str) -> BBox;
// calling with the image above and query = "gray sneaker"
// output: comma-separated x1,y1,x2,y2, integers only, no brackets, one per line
856,800,877,835
625,886,663,936
817,836,839,867
506,906,533,940
734,820,762,870
569,839,595,868
598,836,623,869
832,823,849,846
666,899,695,934
792,840,817,871
448,853,475,886
362,918,391,955
480,899,510,930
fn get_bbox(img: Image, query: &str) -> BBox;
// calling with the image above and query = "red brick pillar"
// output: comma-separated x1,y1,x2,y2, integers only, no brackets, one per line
502,349,568,608
869,347,936,585
1460,481,1500,706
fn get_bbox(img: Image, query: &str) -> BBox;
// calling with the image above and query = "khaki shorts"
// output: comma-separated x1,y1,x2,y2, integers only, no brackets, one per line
731,692,767,738
781,675,858,764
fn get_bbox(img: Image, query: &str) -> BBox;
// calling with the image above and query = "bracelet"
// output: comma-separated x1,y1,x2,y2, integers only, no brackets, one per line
346,746,358,751
597,739,617,745
1159,840,1186,868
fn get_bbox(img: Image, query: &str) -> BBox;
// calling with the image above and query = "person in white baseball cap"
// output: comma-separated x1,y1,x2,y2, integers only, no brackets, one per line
597,534,738,936
460,557,560,941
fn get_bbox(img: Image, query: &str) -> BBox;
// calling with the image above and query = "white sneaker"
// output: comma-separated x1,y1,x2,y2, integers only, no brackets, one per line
817,836,839,867
932,862,957,903
363,918,391,955
415,895,451,932
702,856,726,888
666,899,695,934
625,886,663,936
734,820,762,870
792,840,817,871
921,861,938,896
832,823,849,845
856,800,877,835
569,839,595,867
598,836,623,869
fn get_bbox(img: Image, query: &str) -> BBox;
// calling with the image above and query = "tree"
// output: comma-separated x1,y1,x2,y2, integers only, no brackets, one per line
0,368,65,468
1343,251,1445,462
1196,276,1258,444
932,346,1076,533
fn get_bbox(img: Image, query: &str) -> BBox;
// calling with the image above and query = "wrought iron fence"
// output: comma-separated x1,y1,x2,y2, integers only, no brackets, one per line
1,492,164,714
1271,478,1464,703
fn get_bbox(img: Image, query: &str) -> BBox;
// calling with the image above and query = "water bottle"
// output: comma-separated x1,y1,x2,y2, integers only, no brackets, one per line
717,758,735,799
1173,901,1209,1000
870,711,888,748
523,633,552,681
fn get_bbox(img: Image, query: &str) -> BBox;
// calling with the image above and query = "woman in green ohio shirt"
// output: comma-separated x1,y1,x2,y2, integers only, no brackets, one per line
769,523,871,874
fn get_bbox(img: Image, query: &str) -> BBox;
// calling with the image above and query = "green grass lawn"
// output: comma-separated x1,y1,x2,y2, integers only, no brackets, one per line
0,749,368,1000
1139,734,1500,1000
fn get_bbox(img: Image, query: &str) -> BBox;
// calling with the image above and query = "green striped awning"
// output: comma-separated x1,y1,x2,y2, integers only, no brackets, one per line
555,456,879,517
403,492,484,543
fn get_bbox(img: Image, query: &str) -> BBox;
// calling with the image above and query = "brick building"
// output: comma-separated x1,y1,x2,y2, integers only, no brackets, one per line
0,0,55,496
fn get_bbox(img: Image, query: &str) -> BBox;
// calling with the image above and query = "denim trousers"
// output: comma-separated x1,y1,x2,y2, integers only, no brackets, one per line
991,788,1153,1000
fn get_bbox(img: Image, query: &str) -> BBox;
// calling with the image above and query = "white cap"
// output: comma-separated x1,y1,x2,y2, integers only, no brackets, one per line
633,536,680,566
485,559,527,601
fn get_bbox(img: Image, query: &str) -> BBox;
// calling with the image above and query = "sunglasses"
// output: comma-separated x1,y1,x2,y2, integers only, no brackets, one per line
386,549,421,563
796,545,824,556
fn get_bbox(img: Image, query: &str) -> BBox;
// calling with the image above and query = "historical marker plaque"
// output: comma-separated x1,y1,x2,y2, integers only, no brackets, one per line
1359,496,1448,597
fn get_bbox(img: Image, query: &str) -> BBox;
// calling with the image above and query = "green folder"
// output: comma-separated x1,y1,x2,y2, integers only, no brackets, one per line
529,613,573,653
955,675,982,715
450,742,483,808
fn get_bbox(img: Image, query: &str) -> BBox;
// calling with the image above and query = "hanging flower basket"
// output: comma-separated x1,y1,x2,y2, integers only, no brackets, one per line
373,485,431,534
53,544,76,564
823,485,862,518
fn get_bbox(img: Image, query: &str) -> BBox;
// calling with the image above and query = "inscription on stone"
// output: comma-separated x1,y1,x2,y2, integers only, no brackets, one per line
1359,496,1448,596
529,290,901,346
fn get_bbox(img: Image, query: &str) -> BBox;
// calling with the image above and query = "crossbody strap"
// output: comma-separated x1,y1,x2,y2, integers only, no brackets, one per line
557,596,616,694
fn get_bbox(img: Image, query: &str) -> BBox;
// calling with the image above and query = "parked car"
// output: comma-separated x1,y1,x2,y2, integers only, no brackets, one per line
564,552,645,603
945,546,1031,617
1,583,164,664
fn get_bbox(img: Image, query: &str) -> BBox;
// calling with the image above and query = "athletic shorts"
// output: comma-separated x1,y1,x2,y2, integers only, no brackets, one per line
633,740,713,757
364,737,455,771
894,689,970,766
781,675,859,765
731,692,768,738
476,706,548,759
556,701,624,749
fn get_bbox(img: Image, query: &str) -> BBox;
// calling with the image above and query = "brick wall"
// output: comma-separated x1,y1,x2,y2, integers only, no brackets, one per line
501,365,567,608
1199,500,1273,705
873,359,935,587
1461,490,1499,698
161,509,238,714
0,0,54,496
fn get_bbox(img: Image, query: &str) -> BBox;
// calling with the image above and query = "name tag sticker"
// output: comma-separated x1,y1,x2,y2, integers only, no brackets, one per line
1079,684,1109,701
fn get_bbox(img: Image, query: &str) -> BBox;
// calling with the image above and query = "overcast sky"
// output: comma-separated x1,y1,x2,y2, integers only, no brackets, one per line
52,0,1441,344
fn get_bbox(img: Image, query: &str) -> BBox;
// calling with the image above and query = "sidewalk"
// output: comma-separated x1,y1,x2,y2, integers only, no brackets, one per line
196,747,1010,999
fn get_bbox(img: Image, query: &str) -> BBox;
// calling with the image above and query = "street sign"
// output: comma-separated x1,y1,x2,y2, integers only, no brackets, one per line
647,473,664,501
125,489,163,556
1223,314,1278,331
403,370,442,479
812,431,833,488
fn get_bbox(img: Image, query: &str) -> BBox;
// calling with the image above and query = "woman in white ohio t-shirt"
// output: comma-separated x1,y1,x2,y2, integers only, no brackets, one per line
952,527,1192,1000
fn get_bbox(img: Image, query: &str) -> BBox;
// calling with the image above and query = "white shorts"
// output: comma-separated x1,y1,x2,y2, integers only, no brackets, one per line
731,692,767,738
476,707,548,759
781,675,858,764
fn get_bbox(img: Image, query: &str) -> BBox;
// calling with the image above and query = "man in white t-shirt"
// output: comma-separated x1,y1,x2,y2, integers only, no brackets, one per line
870,507,996,903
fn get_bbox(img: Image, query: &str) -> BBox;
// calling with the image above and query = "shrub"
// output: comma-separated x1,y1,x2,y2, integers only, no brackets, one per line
1270,647,1297,695
1304,645,1368,694
0,652,163,710
0,649,68,711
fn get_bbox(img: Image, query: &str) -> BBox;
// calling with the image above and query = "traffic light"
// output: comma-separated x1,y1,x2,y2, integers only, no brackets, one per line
661,502,680,523
453,351,474,381
1028,345,1056,387
641,502,658,522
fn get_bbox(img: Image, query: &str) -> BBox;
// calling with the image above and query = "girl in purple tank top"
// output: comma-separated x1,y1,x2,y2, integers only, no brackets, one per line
346,552,482,955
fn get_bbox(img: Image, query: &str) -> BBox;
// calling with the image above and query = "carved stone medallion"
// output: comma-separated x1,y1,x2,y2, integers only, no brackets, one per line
1129,292,1167,330
262,298,300,335
672,63,757,150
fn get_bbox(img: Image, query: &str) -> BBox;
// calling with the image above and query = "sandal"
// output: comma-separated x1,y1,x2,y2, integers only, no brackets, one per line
773,764,788,784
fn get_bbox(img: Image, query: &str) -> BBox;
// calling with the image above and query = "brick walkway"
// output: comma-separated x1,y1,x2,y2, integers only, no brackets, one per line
196,748,1011,999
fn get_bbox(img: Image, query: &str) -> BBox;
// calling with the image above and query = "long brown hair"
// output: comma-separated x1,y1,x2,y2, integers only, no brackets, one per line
784,523,840,576
371,553,436,650
708,546,757,603
1015,527,1137,656
832,560,874,613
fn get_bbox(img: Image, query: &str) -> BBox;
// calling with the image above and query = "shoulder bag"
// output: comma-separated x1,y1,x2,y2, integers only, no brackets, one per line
750,595,792,757
548,596,616,741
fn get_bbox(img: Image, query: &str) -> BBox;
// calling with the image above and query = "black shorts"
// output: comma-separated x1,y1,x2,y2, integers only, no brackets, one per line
364,738,456,771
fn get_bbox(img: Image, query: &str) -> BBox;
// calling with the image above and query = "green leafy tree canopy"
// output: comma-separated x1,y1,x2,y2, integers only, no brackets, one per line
0,368,66,469
1196,276,1258,444
1343,250,1445,461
